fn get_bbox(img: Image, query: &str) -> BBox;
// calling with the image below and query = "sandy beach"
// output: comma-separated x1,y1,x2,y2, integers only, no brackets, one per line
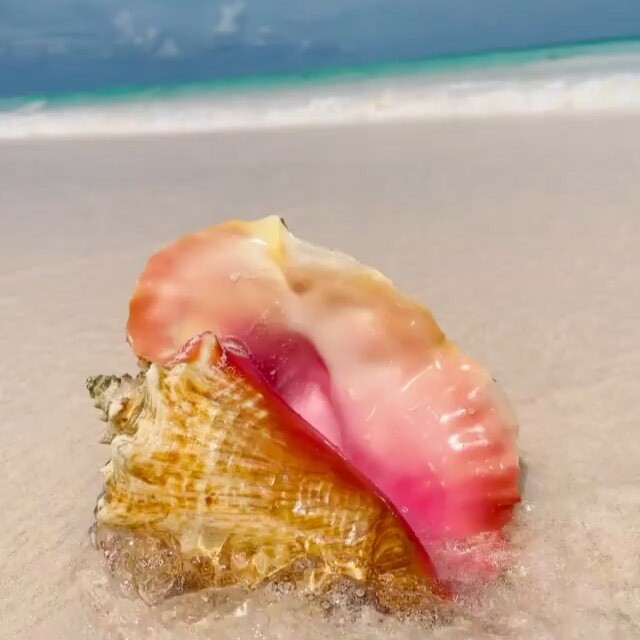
1,115,639,639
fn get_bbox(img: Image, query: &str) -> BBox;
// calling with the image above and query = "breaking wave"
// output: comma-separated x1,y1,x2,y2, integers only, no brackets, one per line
3,50,640,139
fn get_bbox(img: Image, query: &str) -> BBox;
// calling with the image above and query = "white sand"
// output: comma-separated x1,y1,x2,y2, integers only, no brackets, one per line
1,116,639,639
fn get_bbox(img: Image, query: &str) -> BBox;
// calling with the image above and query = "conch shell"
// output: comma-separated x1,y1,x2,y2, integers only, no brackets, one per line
88,216,520,611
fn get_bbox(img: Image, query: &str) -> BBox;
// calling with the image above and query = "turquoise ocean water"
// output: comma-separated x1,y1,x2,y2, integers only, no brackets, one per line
2,37,640,138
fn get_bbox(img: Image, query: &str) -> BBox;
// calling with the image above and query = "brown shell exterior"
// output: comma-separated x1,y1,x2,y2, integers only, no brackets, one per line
90,352,441,613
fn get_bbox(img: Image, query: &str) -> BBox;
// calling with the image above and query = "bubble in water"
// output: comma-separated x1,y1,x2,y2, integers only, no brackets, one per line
93,526,184,605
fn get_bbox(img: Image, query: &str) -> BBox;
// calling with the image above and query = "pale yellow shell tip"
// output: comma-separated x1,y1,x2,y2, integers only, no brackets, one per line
240,215,288,262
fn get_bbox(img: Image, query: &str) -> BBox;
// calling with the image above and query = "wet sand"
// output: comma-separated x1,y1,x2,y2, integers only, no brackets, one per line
1,116,639,639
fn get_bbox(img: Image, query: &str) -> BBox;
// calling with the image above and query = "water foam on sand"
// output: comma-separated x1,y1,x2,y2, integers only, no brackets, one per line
76,487,640,639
